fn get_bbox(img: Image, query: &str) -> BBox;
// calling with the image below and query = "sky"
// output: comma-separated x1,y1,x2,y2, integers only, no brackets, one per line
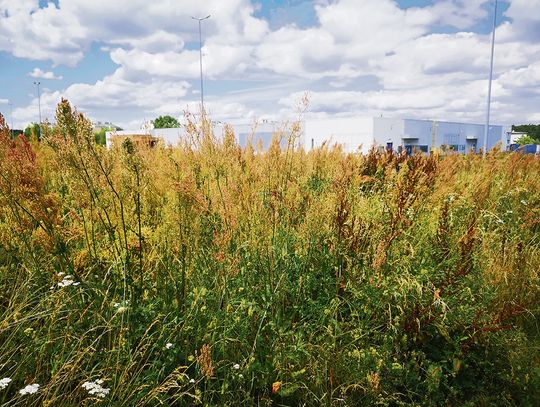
0,0,539,130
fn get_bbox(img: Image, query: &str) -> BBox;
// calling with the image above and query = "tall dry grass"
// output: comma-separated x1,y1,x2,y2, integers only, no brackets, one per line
0,99,538,406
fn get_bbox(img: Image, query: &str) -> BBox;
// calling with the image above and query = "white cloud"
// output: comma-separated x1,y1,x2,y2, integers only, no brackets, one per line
0,0,264,66
12,67,191,128
3,0,540,128
500,0,540,42
112,31,185,53
426,0,489,29
0,1,87,66
29,68,63,80
497,62,540,90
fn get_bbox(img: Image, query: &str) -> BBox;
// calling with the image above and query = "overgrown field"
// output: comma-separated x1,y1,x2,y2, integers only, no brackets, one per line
0,100,539,406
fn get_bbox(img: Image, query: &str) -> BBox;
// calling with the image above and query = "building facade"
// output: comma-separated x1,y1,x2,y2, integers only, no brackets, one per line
302,117,504,154
107,117,506,154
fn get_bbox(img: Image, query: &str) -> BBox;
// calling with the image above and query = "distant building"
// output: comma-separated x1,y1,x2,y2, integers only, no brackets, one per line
106,132,158,148
302,117,504,154
107,117,506,154
506,131,528,145
106,128,178,148
105,125,282,149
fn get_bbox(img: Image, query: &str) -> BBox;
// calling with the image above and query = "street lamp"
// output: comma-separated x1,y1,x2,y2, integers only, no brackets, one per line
191,14,211,112
483,0,498,157
33,81,42,139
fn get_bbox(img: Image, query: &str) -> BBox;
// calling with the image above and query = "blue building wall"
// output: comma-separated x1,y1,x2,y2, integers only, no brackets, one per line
399,119,503,153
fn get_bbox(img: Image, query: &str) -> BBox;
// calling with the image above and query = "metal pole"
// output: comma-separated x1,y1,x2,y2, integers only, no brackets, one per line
34,81,42,139
192,15,210,112
483,0,498,157
198,19,203,108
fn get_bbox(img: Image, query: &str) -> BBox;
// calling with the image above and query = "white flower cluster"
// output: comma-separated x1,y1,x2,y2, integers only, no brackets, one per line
82,379,110,398
57,273,80,288
19,383,39,395
0,377,12,390
232,363,243,378
165,343,173,350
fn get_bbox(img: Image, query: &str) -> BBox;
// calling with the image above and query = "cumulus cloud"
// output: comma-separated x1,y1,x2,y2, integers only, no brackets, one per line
3,0,540,128
29,68,63,80
426,0,489,29
500,0,540,42
12,67,191,128
0,0,87,66
0,0,265,66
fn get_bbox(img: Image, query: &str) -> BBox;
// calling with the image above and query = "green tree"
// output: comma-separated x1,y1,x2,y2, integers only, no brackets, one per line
24,123,41,141
94,128,107,146
152,115,180,128
515,134,539,145
512,124,540,142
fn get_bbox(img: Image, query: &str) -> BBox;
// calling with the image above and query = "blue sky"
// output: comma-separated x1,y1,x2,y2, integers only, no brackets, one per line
0,0,539,129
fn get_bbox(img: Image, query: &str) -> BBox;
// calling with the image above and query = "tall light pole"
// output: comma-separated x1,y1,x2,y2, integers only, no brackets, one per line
483,0,498,157
191,14,211,112
33,81,42,139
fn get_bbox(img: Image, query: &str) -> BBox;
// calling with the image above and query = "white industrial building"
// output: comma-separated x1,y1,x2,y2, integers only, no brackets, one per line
302,117,504,154
107,116,506,154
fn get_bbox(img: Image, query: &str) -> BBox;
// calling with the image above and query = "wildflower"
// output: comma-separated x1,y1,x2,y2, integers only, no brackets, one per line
521,200,527,205
114,300,129,310
58,275,79,288
19,383,39,395
238,374,244,378
82,379,110,398
0,377,12,390
165,343,173,350
189,378,195,384
232,363,240,370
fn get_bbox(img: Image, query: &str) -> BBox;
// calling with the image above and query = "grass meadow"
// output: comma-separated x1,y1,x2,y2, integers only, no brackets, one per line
0,99,539,406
